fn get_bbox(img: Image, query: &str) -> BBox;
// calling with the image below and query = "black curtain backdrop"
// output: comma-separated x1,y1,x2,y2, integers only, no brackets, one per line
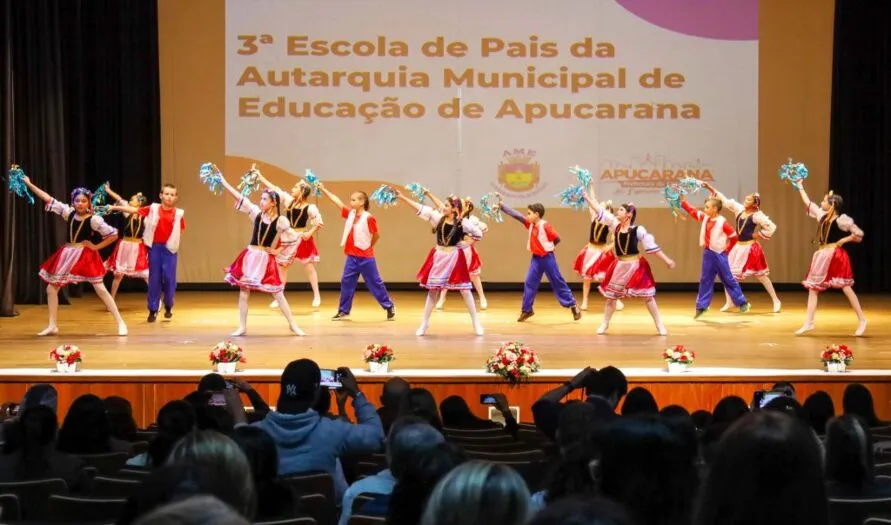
1,0,160,315
829,0,891,293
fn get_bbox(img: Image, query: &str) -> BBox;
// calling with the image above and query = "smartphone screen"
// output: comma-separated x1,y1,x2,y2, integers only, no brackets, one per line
320,368,342,389
480,394,498,405
208,392,227,407
752,390,787,409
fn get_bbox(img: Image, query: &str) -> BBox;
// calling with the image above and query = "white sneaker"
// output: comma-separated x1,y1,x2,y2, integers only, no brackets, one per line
291,324,306,336
580,302,588,311
719,303,733,312
269,300,279,309
231,327,247,336
479,297,488,310
311,297,321,309
597,323,609,335
616,300,625,311
415,322,429,336
856,319,867,337
118,323,128,336
435,299,445,310
37,326,59,336
656,324,668,336
773,301,782,313
795,324,814,335
474,323,484,336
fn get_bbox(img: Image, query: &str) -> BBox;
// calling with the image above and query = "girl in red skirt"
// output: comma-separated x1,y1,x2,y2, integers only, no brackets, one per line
584,187,676,336
576,187,621,312
103,184,150,297
703,182,781,313
22,176,128,336
394,188,484,336
424,191,490,311
794,181,867,336
218,174,305,337
254,171,324,309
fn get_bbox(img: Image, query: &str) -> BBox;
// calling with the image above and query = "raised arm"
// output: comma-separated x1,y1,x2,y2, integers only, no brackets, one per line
22,176,55,205
109,203,140,215
583,182,603,214
795,181,813,208
219,175,246,204
394,187,424,213
318,183,346,210
103,183,125,204
424,189,445,211
679,196,705,221
498,201,527,226
702,181,742,215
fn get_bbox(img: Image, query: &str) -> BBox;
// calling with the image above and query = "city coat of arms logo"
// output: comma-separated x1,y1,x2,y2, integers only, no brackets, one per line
497,149,541,194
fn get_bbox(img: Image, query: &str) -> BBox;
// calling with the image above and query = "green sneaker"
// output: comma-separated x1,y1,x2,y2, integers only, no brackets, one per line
740,303,751,313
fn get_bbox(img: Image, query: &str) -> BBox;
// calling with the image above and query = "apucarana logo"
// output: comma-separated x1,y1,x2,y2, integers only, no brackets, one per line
598,154,715,196
494,148,547,197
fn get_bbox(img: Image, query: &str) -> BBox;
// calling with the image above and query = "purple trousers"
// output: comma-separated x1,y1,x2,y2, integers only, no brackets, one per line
697,249,746,310
148,244,177,313
522,253,576,313
338,256,393,313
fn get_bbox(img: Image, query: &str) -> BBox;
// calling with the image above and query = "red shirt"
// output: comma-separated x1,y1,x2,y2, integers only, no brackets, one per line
524,219,560,257
681,201,737,252
341,207,377,258
138,205,185,244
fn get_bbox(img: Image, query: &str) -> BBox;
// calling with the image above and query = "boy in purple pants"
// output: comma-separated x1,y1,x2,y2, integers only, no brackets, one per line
500,201,582,322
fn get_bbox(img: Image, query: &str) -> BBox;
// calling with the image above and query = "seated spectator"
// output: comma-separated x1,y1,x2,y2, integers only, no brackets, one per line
843,383,885,427
532,402,600,509
528,496,635,525
199,374,270,421
621,387,659,417
597,415,698,525
690,410,712,432
421,461,531,525
763,396,807,423
339,417,444,525
1,383,58,453
533,366,627,441
660,405,690,419
440,394,518,436
802,391,835,435
825,414,891,499
129,400,196,467
398,387,443,430
231,426,300,521
254,359,384,499
378,377,410,434
133,495,250,525
711,396,749,426
184,390,235,434
105,396,139,443
57,393,133,455
693,412,828,525
0,405,87,491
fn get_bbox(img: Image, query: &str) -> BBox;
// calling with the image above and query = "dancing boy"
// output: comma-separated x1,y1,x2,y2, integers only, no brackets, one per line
499,199,582,322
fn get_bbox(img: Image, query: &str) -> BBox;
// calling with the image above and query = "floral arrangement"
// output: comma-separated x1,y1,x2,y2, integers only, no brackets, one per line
821,344,853,365
50,344,82,365
209,340,246,364
486,341,540,385
363,344,395,364
663,344,695,365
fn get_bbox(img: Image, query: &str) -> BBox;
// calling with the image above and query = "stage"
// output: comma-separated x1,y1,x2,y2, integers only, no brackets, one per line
0,290,888,426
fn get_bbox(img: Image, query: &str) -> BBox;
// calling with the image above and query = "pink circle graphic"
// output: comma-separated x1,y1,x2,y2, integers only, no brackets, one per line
615,0,758,41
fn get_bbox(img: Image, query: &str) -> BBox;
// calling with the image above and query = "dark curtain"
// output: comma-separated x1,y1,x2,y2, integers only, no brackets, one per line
1,0,160,315
829,0,891,293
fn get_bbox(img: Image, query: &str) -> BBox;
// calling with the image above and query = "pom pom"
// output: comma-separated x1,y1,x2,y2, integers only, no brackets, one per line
569,165,593,187
404,183,427,203
778,157,809,186
370,185,398,207
5,164,35,205
479,192,503,223
199,163,223,195
237,165,261,197
558,184,587,211
304,169,322,196
661,177,706,217
662,185,683,217
91,182,109,207
92,205,113,217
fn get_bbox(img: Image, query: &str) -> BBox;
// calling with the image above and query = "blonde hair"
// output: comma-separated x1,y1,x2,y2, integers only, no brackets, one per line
420,461,530,525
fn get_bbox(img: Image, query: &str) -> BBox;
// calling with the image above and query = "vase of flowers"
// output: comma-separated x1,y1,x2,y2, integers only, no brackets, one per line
364,344,394,373
663,344,695,373
822,344,852,373
50,344,82,373
209,341,245,374
486,341,540,385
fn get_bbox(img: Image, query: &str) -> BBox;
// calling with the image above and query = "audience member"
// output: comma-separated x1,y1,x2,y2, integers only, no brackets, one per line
105,396,139,442
57,394,133,454
133,495,250,525
440,394,518,437
535,402,599,509
1,383,59,453
711,396,749,426
231,426,300,521
620,387,659,416
843,383,884,427
378,377,411,434
532,366,627,441
398,387,444,430
690,410,712,432
528,496,635,525
184,391,235,434
198,373,270,420
802,391,835,435
824,414,891,498
421,461,531,525
383,442,467,525
129,400,196,467
763,396,806,422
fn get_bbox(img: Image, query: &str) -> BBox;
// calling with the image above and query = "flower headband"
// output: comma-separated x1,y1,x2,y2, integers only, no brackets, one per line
70,187,93,206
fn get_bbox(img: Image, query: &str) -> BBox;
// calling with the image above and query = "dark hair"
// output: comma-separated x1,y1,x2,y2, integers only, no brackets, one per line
105,396,138,442
826,192,843,210
57,394,112,454
711,396,749,426
355,191,370,211
262,189,281,217
381,377,410,408
388,419,445,478
527,203,546,218
529,496,635,525
802,391,835,435
295,183,311,201
398,388,443,429
14,405,58,479
184,391,234,434
387,442,467,525
621,387,659,417
198,373,227,393
843,383,881,426
824,414,874,489
148,400,197,467
439,396,483,428
690,410,712,431
660,405,691,420
763,396,806,422
231,426,279,485
772,382,796,395
583,366,628,404
620,203,637,224
692,412,828,525
598,416,699,525
544,426,598,504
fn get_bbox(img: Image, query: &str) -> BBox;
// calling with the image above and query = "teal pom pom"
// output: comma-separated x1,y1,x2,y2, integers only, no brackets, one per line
370,185,398,207
199,163,223,195
6,164,35,204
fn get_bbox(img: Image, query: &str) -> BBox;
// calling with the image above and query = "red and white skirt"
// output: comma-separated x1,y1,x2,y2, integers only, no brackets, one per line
573,243,616,282
598,256,656,299
728,240,769,280
224,246,284,294
417,246,472,290
39,243,106,286
105,238,149,279
275,236,320,267
803,245,854,291
463,245,482,276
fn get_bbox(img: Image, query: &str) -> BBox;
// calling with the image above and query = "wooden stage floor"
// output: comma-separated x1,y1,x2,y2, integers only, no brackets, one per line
0,290,887,377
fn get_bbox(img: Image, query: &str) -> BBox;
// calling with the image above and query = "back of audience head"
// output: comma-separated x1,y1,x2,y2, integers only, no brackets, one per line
21,383,58,415
824,414,874,489
763,396,806,423
148,400,196,467
690,410,712,432
803,391,835,435
398,388,443,429
582,366,628,408
198,373,228,393
13,405,58,478
421,461,530,525
183,391,234,433
57,393,111,454
597,415,698,525
387,417,446,478
772,381,796,398
711,395,749,426
528,496,636,525
545,403,600,503
276,359,321,414
231,426,279,487
693,411,828,525
621,387,658,416
387,441,467,525
381,377,410,408
105,396,138,442
133,495,250,525
440,395,485,427
843,383,881,426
